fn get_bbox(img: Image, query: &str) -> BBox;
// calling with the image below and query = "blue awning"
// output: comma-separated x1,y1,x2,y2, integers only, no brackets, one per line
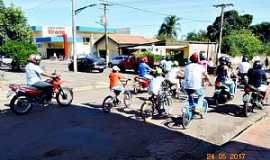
35,37,82,43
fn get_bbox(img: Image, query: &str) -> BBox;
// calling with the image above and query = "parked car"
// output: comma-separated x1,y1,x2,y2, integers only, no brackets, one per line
68,55,106,73
118,55,155,72
0,55,13,69
108,55,129,68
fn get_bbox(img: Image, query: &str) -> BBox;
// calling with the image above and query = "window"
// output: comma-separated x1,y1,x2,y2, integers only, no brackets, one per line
83,37,90,45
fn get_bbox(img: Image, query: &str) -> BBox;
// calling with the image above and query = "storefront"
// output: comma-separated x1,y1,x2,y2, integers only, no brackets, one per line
32,26,129,59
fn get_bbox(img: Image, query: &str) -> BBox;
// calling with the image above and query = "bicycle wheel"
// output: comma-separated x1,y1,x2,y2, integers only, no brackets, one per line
140,101,154,122
102,96,115,113
123,90,132,108
200,99,208,119
182,105,192,129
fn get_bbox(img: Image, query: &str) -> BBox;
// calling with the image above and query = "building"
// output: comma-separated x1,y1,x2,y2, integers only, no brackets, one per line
125,40,217,59
94,34,158,59
32,26,130,59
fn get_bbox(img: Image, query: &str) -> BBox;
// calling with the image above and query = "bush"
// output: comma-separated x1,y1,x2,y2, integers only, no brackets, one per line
135,50,162,63
0,40,37,71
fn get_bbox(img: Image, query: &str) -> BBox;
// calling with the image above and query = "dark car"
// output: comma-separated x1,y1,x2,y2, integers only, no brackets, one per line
108,55,129,68
68,55,106,73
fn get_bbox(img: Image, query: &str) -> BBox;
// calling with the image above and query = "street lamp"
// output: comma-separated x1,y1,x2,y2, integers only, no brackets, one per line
71,0,96,72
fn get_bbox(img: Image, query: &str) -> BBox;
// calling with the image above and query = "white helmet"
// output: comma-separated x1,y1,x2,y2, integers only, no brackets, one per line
35,54,41,61
112,66,120,71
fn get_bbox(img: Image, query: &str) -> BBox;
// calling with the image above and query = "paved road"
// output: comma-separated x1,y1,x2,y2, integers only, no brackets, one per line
0,60,268,160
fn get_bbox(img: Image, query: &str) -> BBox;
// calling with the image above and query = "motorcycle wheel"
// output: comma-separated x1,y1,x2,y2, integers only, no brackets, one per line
102,96,114,113
123,91,132,108
243,103,251,117
56,88,73,106
182,106,192,129
10,95,32,115
140,101,154,122
200,99,208,119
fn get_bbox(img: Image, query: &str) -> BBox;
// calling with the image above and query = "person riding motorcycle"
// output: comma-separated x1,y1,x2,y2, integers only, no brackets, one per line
163,56,173,73
247,60,268,92
137,57,154,80
25,54,55,101
183,53,211,113
216,56,236,98
198,52,208,71
238,55,251,77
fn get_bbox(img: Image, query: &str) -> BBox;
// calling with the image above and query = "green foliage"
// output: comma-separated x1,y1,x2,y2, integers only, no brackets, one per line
136,50,162,62
251,22,270,43
0,3,35,69
157,15,181,41
222,30,263,59
0,39,37,65
0,5,33,43
186,30,209,41
262,43,270,56
207,10,253,42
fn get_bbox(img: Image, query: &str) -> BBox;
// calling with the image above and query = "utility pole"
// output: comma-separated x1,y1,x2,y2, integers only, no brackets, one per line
213,3,234,65
100,1,112,66
72,0,77,72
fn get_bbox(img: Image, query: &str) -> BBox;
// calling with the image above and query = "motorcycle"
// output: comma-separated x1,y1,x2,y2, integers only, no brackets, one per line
242,85,266,117
213,77,237,104
133,76,150,94
7,75,73,115
238,73,248,88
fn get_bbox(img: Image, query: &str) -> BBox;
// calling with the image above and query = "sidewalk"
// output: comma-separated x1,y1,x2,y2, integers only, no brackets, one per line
216,109,270,160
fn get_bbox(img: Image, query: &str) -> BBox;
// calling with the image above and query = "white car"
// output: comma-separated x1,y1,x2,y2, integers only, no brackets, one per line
0,56,13,64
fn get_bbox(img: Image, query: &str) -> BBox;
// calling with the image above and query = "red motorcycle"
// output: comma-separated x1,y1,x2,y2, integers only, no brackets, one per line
133,76,150,94
7,75,73,115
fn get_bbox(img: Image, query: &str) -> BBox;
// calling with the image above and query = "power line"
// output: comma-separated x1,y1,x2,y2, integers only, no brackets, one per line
25,0,57,11
109,1,212,23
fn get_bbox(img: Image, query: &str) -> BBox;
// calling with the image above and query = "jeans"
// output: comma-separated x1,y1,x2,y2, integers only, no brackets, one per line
143,74,153,80
185,88,204,110
31,81,53,99
223,79,236,96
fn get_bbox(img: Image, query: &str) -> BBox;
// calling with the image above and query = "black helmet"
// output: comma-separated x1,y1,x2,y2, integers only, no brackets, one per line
242,55,248,62
253,60,262,69
219,56,226,65
166,56,171,61
200,52,207,60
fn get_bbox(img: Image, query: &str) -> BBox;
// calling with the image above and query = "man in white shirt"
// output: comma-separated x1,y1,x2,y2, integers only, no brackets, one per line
165,61,181,90
163,57,172,73
25,54,54,90
239,56,251,74
184,53,211,110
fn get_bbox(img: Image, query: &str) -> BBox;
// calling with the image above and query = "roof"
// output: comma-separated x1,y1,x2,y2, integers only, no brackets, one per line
95,34,158,45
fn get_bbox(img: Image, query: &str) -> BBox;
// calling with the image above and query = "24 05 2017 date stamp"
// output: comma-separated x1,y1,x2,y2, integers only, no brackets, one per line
207,152,247,160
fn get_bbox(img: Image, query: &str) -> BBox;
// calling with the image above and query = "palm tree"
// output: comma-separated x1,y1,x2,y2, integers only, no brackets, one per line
157,15,181,41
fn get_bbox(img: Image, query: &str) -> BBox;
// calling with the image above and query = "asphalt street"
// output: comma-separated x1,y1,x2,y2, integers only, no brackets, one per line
0,60,268,160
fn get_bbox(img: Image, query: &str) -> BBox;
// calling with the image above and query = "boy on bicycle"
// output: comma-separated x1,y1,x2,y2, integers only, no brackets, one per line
109,66,127,91
149,67,164,96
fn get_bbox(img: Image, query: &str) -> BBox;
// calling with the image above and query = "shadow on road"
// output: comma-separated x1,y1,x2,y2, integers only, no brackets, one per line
0,103,269,160
208,104,244,117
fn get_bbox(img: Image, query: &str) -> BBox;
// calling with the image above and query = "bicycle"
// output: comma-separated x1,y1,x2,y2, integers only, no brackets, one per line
181,92,208,129
140,88,173,122
102,79,132,113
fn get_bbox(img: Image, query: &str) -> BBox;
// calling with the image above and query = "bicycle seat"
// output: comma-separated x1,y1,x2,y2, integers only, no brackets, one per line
112,88,122,95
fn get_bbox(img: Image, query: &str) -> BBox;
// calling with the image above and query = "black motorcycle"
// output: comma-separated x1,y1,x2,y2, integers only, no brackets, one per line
213,77,237,104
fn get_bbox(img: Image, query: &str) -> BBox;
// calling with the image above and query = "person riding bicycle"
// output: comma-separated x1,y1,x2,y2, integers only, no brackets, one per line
137,57,154,80
165,61,181,91
109,66,128,90
216,56,236,98
183,53,211,114
149,67,164,96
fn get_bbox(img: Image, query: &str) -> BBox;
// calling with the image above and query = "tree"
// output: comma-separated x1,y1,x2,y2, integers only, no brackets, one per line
0,3,36,71
186,30,209,41
251,22,270,43
222,30,263,59
157,15,181,41
207,10,253,42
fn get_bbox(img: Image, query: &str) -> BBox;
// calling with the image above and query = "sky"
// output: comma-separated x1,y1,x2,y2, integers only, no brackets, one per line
3,0,270,38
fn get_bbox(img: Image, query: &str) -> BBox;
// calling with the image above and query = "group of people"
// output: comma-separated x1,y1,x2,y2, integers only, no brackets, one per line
24,52,269,114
